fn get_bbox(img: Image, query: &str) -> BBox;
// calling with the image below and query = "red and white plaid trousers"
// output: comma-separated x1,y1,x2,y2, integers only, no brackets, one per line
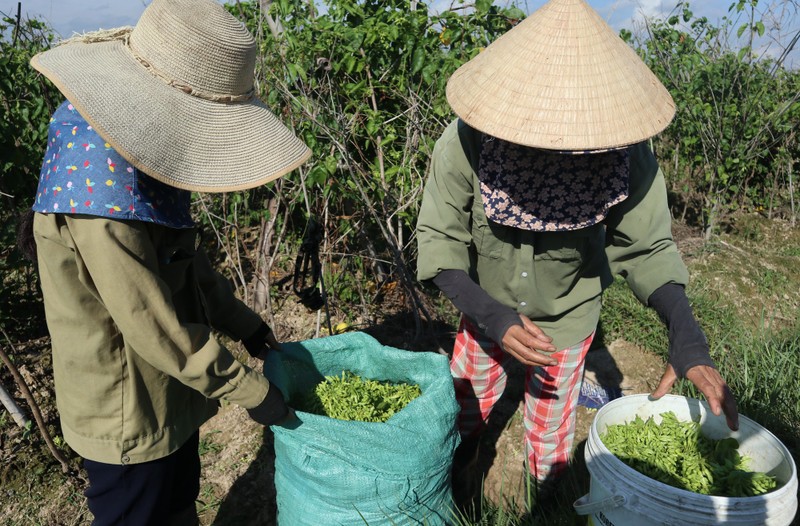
451,316,593,481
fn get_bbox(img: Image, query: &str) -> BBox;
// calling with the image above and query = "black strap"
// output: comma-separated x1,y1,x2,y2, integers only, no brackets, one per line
292,219,332,335
292,218,324,310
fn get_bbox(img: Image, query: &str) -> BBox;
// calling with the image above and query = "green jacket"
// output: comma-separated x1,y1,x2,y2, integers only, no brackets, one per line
416,119,689,350
33,213,271,464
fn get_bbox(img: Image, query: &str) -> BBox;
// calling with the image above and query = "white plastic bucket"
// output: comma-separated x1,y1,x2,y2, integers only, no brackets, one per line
573,394,798,525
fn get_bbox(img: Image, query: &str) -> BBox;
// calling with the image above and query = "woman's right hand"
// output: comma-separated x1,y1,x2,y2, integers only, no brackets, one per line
501,315,558,367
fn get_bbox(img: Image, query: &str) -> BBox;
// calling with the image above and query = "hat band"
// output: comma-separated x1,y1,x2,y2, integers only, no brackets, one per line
58,28,255,103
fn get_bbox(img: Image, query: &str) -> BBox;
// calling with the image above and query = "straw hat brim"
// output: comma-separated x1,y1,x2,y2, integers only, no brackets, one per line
446,0,676,151
32,39,311,193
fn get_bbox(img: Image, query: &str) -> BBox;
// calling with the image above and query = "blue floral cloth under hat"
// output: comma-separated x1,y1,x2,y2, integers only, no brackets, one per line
32,100,194,228
477,135,630,232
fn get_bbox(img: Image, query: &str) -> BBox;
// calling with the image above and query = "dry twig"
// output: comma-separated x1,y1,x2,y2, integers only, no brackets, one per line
0,329,70,473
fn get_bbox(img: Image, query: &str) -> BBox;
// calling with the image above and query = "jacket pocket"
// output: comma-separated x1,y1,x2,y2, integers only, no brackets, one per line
473,224,502,258
533,228,596,262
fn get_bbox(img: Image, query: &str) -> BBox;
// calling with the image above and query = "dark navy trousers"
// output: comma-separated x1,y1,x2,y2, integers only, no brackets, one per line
83,432,200,526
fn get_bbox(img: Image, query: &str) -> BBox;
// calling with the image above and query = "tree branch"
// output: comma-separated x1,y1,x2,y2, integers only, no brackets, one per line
0,331,70,473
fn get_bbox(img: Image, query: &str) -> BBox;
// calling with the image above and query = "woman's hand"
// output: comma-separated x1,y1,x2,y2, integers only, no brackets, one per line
501,315,558,367
255,331,282,361
242,322,282,360
651,364,739,431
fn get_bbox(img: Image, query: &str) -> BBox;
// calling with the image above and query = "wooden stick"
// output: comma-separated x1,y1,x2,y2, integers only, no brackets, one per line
0,336,71,473
11,2,21,47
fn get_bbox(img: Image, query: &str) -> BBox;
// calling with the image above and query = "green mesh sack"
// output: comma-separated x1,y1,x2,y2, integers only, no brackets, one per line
264,332,460,525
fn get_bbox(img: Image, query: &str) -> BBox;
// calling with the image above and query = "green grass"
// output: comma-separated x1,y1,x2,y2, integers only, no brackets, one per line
450,462,591,526
718,326,800,453
198,429,223,456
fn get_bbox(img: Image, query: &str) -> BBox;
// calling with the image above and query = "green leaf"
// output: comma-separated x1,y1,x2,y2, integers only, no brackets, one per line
295,63,307,83
307,164,328,186
505,7,526,20
737,47,748,61
737,23,747,38
410,46,425,75
475,0,492,14
381,134,397,148
344,55,356,74
421,63,438,85
324,155,338,175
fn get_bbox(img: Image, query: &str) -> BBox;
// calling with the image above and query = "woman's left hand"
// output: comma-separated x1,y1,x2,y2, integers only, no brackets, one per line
242,323,282,360
651,363,739,431
255,331,282,361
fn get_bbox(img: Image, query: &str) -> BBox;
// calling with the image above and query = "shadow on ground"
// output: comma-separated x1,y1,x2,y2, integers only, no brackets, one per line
211,430,278,526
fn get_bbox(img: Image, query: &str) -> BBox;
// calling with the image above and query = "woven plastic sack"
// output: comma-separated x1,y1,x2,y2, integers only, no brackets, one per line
264,332,460,525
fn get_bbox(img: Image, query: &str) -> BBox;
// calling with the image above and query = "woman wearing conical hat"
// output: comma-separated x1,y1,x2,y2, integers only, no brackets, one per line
22,0,309,523
416,0,739,503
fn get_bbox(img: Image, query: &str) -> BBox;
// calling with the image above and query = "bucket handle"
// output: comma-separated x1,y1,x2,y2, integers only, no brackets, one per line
573,493,627,516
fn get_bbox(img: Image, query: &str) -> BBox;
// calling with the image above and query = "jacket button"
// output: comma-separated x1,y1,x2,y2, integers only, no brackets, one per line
521,272,528,277
519,301,527,307
121,454,131,464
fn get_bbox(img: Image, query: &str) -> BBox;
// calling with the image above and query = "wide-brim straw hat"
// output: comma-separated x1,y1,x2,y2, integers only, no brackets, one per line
30,0,311,193
446,0,675,152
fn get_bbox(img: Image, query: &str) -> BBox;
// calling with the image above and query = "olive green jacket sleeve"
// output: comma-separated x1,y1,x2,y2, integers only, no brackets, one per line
416,119,480,282
192,248,265,341
68,217,268,409
604,142,689,304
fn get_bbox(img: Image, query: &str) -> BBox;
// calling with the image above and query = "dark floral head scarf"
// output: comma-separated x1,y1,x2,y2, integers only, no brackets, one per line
477,135,630,232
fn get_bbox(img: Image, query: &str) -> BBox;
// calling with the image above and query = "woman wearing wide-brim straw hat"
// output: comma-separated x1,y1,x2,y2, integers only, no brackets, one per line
21,0,308,523
416,0,739,508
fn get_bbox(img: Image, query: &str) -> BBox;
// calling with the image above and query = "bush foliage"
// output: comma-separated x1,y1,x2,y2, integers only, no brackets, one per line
1,0,798,326
624,0,800,237
0,11,59,336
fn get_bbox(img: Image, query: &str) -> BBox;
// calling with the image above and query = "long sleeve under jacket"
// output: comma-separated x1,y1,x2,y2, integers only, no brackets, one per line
416,119,690,351
33,213,271,464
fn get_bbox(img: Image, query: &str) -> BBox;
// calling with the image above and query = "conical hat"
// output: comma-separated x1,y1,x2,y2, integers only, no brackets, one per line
446,0,675,151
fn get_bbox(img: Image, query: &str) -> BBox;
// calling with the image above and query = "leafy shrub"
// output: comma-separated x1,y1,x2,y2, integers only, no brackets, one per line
0,11,59,336
624,1,800,236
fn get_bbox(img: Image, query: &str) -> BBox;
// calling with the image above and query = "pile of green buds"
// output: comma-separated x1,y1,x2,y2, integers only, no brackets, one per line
296,371,421,423
601,411,777,497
